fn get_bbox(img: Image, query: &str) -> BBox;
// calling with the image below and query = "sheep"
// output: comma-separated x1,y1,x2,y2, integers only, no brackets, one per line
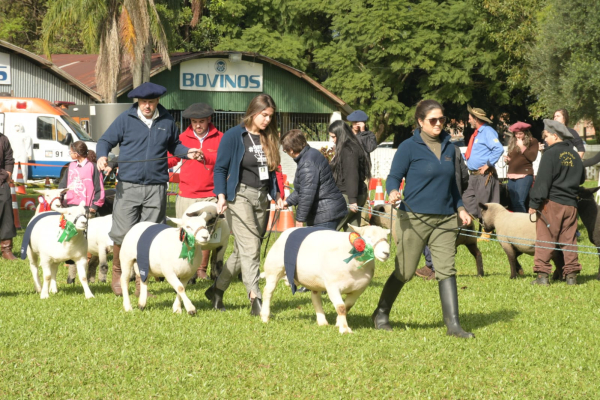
260,224,391,334
86,215,114,283
25,201,93,299
119,202,225,314
571,186,600,280
34,189,66,215
370,204,484,276
479,202,564,279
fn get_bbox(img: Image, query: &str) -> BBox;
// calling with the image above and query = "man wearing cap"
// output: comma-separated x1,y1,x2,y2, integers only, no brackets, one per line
347,110,377,156
167,103,223,281
463,105,504,225
528,119,585,286
96,82,202,296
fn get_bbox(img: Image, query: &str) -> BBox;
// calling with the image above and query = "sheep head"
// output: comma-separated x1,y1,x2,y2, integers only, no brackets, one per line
51,201,88,231
348,224,391,262
35,188,68,209
171,202,224,245
478,202,505,232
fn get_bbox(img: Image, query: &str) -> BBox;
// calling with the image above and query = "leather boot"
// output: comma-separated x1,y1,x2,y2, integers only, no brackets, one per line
66,262,77,284
135,275,155,297
250,297,262,316
1,239,16,261
86,253,97,284
111,244,123,296
205,284,226,311
531,272,549,286
372,272,404,331
198,249,210,279
438,276,475,339
566,273,578,286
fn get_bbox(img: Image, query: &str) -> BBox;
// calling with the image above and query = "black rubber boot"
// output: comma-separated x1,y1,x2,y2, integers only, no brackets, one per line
531,272,550,286
205,285,226,311
371,272,404,331
250,297,262,316
438,276,475,339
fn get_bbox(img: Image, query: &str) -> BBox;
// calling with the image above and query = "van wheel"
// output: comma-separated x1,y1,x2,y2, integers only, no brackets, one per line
54,165,69,185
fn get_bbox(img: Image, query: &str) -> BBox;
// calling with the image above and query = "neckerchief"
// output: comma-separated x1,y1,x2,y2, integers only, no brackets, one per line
179,228,196,264
464,125,481,160
58,215,78,243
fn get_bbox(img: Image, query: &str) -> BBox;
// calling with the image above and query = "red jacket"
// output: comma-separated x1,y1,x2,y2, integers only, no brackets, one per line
168,123,223,198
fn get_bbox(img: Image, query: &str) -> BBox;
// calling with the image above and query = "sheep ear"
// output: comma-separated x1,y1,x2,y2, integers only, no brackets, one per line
591,186,600,194
186,211,200,217
347,224,363,234
50,203,68,214
479,203,488,211
168,217,183,227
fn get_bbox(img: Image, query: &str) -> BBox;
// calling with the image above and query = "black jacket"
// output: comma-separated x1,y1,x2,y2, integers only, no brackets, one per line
356,131,377,154
529,141,585,209
286,146,347,225
454,146,469,195
331,142,369,204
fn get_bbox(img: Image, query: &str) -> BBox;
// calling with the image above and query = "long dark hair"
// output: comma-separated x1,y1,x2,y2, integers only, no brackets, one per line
328,120,371,181
70,141,95,162
242,94,280,171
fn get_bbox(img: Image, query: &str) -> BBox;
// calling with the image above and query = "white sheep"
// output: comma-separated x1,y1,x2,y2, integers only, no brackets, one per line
260,224,391,334
25,201,93,299
34,189,67,215
119,202,224,314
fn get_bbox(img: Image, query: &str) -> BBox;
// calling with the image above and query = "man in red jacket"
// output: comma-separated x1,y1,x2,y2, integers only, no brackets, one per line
168,103,223,279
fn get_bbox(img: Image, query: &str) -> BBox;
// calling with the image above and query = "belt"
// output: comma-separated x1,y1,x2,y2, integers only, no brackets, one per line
468,170,481,176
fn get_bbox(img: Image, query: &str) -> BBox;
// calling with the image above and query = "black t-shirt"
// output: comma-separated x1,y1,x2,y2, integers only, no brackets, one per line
239,132,268,188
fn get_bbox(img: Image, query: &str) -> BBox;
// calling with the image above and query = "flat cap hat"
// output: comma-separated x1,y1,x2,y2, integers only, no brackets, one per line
467,105,493,124
543,119,573,140
509,121,532,133
127,82,167,99
347,110,369,122
182,103,214,119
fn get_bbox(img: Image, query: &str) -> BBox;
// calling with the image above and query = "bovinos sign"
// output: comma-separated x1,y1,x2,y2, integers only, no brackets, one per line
180,58,263,92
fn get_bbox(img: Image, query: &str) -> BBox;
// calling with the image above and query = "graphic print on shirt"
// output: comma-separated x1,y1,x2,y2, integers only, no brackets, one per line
68,169,91,200
247,141,267,164
559,152,575,167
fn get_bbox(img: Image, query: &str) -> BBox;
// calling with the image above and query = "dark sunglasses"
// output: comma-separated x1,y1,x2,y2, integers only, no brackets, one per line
426,117,447,125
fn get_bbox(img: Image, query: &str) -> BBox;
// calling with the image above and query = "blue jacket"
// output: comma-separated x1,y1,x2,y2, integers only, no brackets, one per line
465,124,504,170
387,130,463,215
213,124,279,201
285,146,347,225
96,104,189,185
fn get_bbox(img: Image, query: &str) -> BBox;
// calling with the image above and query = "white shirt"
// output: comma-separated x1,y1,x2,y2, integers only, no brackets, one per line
137,107,159,128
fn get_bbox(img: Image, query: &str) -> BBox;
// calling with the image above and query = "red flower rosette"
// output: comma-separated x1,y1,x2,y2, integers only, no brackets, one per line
59,215,66,229
349,232,366,252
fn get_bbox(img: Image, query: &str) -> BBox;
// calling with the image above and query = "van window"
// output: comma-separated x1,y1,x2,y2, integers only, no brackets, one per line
57,120,69,144
37,116,55,140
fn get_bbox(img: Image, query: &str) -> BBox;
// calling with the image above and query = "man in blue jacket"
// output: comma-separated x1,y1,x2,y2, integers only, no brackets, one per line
96,82,201,296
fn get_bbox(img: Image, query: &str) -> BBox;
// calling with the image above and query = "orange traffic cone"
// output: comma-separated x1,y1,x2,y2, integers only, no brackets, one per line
15,162,26,194
275,206,296,232
44,177,51,189
9,181,22,229
20,197,36,211
368,178,378,191
266,200,277,231
373,178,385,206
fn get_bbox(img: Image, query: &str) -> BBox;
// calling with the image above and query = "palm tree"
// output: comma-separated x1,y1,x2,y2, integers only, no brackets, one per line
42,0,171,102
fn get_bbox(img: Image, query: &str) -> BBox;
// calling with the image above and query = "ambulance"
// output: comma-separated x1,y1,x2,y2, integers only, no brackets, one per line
0,97,97,179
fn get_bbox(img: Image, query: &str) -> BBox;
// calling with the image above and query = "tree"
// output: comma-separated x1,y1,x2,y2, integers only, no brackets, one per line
528,0,600,135
42,0,171,102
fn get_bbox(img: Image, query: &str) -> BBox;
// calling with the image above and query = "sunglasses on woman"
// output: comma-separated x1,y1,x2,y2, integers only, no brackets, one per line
426,117,447,125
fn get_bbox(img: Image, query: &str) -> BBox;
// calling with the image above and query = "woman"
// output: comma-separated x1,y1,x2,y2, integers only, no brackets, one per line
59,141,105,284
206,94,284,315
554,109,585,158
281,129,347,229
371,100,474,339
503,122,539,213
328,120,371,231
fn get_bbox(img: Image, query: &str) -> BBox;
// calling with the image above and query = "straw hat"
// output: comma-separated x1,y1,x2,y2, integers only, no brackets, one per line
467,105,493,124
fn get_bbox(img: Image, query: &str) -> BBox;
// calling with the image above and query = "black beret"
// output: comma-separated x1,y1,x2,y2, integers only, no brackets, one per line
543,119,573,140
347,110,369,122
182,103,215,119
127,82,167,99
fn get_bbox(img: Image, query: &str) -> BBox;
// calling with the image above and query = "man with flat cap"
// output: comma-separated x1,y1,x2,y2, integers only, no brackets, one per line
528,119,585,286
96,82,202,296
347,110,377,157
167,102,223,281
462,105,504,237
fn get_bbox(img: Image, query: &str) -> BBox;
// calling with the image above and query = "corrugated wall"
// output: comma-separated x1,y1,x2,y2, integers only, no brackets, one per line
119,60,338,113
0,50,93,104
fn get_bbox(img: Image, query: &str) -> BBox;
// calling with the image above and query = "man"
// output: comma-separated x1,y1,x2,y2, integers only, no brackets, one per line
528,120,585,286
168,103,223,281
347,110,377,156
96,82,201,296
0,130,16,260
462,105,504,229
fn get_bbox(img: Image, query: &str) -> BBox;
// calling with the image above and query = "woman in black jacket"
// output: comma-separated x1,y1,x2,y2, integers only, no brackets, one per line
328,120,371,231
281,129,347,229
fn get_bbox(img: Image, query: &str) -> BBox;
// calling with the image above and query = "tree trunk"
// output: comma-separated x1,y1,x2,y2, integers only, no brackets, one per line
142,39,152,83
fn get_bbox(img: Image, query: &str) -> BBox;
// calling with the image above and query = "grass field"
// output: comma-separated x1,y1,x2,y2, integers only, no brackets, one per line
1,186,600,398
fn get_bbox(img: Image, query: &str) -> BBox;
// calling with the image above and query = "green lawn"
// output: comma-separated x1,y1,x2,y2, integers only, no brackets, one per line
1,187,599,398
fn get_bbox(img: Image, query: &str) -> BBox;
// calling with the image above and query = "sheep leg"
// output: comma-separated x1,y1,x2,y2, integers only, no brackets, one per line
139,276,150,311
163,271,196,316
311,291,328,326
172,291,182,314
465,243,484,277
344,288,366,314
39,259,52,299
326,286,352,334
501,244,519,279
49,263,58,294
28,249,42,293
98,248,108,282
76,258,94,299
514,251,524,276
260,269,285,323
121,260,135,312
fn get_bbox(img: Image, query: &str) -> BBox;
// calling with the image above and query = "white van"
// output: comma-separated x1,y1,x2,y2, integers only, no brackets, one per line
0,97,96,179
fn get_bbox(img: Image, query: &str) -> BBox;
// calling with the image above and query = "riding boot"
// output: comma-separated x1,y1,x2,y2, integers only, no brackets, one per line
250,297,262,316
111,244,122,296
372,272,404,331
1,239,17,260
86,253,97,284
438,276,475,339
198,249,210,279
66,262,77,284
205,284,226,311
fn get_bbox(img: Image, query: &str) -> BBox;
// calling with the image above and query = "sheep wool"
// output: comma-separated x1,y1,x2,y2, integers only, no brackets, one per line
20,212,60,260
136,224,172,282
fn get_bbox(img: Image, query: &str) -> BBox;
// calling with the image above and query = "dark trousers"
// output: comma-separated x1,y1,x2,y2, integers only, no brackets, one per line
0,182,16,240
507,175,533,213
423,246,434,269
462,172,500,219
534,200,581,276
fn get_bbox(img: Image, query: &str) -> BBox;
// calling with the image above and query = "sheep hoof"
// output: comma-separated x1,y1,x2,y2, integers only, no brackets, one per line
261,315,270,323
138,305,145,311
124,307,133,312
85,293,95,299
40,292,49,300
187,309,196,316
34,286,41,293
338,326,353,334
316,317,329,326
173,308,182,314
